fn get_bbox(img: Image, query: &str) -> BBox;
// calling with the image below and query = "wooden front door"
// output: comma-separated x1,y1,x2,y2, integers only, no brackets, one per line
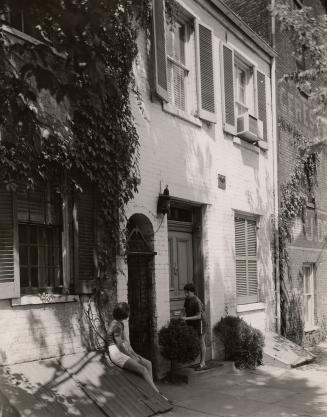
127,255,153,360
168,230,193,317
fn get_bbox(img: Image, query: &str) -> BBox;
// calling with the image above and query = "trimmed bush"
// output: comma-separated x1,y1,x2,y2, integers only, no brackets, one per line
158,318,200,370
213,315,264,369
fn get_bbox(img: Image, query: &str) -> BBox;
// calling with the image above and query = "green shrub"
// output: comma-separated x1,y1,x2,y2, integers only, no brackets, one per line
213,315,265,369
158,318,200,370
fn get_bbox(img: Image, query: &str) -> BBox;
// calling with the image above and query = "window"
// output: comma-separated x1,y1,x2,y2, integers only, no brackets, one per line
303,263,315,329
222,44,268,141
17,186,62,293
166,20,188,111
234,58,255,116
153,0,216,123
235,215,258,304
0,181,98,300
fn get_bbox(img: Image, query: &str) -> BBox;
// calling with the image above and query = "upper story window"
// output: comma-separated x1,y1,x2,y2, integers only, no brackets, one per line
152,0,216,124
234,58,256,117
222,43,268,143
166,19,188,111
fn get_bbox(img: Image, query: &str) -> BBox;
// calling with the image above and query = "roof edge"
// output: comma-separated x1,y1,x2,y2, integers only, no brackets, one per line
207,0,277,58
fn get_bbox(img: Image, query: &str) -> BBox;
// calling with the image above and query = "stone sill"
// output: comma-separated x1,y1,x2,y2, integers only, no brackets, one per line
162,102,202,127
304,325,319,333
233,136,260,154
11,294,79,307
237,302,265,313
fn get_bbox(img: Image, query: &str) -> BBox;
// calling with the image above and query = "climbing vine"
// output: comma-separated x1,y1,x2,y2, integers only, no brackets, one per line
0,0,152,282
274,1,326,342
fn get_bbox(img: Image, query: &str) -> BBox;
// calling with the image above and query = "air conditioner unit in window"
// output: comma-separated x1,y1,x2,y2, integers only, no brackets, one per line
236,113,263,142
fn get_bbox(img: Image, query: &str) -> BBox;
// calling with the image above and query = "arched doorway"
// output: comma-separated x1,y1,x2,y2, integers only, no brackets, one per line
126,214,156,361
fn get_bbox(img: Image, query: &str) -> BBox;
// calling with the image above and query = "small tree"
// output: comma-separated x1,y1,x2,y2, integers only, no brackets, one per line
158,319,200,372
214,316,264,369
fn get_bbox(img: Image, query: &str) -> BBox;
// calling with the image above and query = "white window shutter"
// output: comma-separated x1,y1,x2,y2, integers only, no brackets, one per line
0,187,19,299
195,21,216,123
257,70,267,141
152,0,169,102
221,43,236,135
235,216,258,304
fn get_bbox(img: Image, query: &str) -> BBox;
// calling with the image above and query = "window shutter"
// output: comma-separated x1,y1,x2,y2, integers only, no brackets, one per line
74,186,96,292
257,71,267,141
152,0,169,101
221,43,236,134
0,187,19,299
196,21,216,123
235,216,257,304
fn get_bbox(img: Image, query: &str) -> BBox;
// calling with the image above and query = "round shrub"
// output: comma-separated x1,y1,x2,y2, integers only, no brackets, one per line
213,315,265,369
158,318,200,369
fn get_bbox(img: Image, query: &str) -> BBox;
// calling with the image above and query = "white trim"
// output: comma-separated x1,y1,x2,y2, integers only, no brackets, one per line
11,294,79,306
163,102,202,127
237,302,265,313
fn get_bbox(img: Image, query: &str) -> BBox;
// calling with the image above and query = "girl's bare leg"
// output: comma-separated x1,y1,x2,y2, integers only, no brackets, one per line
123,357,159,392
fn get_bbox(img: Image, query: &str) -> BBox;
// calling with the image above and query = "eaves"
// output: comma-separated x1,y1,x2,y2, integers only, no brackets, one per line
195,0,277,60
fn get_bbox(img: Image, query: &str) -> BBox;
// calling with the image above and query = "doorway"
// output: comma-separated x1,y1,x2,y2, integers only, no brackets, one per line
127,214,155,361
168,202,204,318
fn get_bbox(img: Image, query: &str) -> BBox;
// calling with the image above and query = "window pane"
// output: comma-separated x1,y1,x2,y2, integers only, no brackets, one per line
30,226,38,244
20,267,29,287
31,267,38,287
19,246,28,265
30,246,38,266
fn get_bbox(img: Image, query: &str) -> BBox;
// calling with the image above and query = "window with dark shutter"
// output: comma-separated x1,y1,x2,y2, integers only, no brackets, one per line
153,0,169,101
17,184,63,293
222,44,236,134
196,22,216,123
0,187,19,299
235,215,258,304
257,71,267,141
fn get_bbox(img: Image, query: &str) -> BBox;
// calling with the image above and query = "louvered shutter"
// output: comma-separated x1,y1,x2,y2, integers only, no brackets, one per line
0,187,19,299
257,71,267,141
152,0,169,101
235,216,258,304
196,21,216,123
75,186,96,292
222,43,236,134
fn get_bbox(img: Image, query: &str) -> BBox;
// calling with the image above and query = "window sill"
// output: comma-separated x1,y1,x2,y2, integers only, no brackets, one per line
237,302,265,313
162,102,202,127
304,325,319,333
257,140,268,151
11,294,79,307
233,136,260,154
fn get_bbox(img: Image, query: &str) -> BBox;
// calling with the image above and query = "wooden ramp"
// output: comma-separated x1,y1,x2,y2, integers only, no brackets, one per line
0,352,172,417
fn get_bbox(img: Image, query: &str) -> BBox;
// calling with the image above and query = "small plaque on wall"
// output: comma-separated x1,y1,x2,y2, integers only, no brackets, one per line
218,174,226,190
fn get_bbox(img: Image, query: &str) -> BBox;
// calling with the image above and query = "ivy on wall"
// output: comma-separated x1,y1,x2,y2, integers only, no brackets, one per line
0,0,152,281
274,1,326,342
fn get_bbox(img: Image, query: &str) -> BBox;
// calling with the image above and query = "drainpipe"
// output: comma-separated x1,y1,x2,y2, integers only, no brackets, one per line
271,0,281,335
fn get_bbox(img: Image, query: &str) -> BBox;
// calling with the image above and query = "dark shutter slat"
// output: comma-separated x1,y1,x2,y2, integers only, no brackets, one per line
153,0,168,101
0,187,19,299
223,44,235,131
198,23,216,122
257,71,267,141
78,189,95,281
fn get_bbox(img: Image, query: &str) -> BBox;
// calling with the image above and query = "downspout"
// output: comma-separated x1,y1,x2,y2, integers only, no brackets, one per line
271,0,281,334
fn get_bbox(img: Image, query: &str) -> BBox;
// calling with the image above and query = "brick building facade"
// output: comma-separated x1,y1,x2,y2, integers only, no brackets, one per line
0,0,278,374
224,0,327,345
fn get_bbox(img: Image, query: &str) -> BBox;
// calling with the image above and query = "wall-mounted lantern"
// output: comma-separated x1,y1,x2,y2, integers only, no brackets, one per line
157,185,171,215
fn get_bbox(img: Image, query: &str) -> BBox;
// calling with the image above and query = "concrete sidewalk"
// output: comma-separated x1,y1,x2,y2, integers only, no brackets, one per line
158,342,327,417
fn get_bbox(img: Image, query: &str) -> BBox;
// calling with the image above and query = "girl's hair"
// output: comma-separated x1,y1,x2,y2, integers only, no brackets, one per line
184,283,196,293
113,302,130,320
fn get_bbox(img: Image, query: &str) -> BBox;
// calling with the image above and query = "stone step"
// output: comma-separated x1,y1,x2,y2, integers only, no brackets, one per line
170,360,236,384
